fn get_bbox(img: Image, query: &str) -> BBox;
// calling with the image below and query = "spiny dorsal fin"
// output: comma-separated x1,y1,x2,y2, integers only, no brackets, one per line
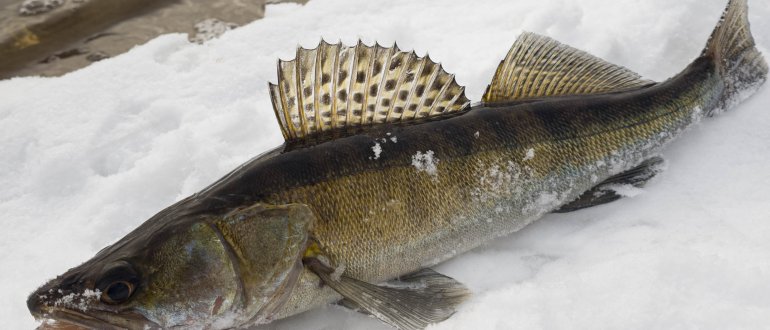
483,32,655,103
270,40,471,142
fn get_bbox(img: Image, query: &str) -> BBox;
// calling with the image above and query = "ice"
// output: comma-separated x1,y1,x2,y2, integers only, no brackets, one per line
2,0,770,329
191,19,240,44
18,0,64,16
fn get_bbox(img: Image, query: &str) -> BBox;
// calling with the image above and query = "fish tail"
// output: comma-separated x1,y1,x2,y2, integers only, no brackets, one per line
702,0,768,114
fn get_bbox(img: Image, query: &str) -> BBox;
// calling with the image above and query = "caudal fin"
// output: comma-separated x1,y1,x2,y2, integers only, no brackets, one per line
703,0,768,113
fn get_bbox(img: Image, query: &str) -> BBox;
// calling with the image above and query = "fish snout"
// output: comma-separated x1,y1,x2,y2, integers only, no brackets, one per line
27,277,63,318
27,290,43,317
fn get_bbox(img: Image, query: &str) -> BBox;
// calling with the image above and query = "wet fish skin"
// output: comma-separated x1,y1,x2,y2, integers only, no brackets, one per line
268,57,724,318
26,0,767,329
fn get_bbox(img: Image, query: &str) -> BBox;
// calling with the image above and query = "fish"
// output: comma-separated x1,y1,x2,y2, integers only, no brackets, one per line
27,0,767,329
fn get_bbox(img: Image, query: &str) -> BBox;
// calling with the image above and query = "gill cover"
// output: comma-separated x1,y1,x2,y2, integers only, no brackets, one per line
212,203,315,326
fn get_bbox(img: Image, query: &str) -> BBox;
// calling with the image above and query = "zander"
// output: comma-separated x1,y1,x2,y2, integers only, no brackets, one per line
27,1,767,329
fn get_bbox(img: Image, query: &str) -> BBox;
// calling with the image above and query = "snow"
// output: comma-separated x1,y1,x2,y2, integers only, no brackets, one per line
1,0,770,329
411,150,439,177
371,142,382,160
523,148,535,161
51,289,101,312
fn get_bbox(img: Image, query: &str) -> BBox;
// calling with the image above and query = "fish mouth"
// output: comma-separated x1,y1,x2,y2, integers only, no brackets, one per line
35,307,158,330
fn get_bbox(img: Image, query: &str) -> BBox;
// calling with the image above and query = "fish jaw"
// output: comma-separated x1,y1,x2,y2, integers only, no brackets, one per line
27,282,159,330
32,308,156,330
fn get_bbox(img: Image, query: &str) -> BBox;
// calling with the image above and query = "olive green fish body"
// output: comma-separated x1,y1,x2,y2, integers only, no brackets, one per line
27,1,767,329
227,57,722,318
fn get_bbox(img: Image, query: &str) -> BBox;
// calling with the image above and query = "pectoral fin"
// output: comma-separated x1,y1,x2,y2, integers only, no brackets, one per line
555,157,664,213
305,259,470,330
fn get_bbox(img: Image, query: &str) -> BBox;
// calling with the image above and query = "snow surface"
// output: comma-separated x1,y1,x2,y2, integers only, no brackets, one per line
2,0,770,329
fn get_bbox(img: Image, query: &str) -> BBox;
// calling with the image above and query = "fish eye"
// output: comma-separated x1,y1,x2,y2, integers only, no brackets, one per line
96,261,139,305
102,281,134,304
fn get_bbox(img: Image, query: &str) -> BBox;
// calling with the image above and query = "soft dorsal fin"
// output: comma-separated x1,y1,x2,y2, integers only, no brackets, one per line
483,32,655,103
269,40,471,142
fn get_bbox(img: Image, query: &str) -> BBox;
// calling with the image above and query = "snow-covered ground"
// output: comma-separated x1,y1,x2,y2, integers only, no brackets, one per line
2,0,769,328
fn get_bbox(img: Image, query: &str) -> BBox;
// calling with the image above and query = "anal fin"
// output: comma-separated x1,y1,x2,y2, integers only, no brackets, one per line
305,259,470,330
554,157,664,213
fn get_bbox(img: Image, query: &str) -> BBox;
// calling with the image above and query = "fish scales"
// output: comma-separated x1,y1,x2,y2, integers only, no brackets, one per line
234,58,720,318
27,1,767,329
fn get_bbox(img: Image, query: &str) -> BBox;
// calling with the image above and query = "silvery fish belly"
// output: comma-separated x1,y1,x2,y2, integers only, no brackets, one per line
27,1,767,329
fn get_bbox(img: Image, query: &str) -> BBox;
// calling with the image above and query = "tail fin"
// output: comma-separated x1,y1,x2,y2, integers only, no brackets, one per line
703,0,768,113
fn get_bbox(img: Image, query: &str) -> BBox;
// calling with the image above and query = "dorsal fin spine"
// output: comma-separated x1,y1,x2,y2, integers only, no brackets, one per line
407,54,431,120
294,48,309,137
329,42,341,129
269,83,289,139
403,55,426,120
360,43,376,125
422,65,442,116
379,44,399,123
378,44,401,123
384,52,412,123
447,85,469,113
341,46,355,125
421,57,440,118
364,42,381,125
313,44,323,132
381,48,401,122
276,61,296,139
345,43,359,125
369,44,396,124
416,62,441,119
371,43,390,123
276,61,294,138
428,73,453,115
351,41,368,126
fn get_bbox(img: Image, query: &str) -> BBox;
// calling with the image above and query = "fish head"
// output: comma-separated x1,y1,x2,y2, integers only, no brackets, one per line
28,202,316,329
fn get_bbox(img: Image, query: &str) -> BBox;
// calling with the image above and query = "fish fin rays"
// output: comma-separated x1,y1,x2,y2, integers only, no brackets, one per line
270,40,471,144
306,259,470,330
554,157,665,213
701,0,767,113
483,32,655,103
